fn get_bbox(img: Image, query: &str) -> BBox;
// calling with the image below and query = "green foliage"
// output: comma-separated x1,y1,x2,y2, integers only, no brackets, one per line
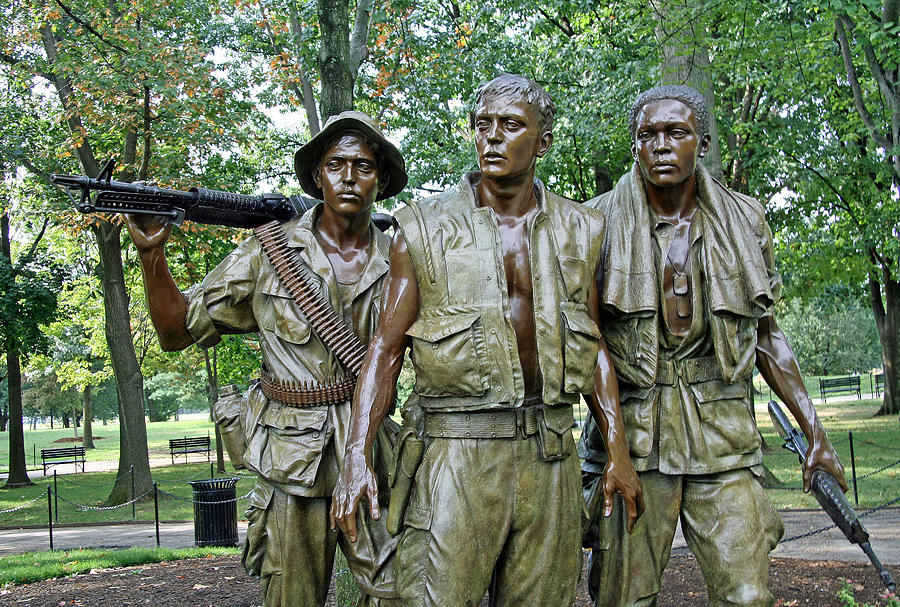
838,580,900,607
145,371,208,420
0,546,239,586
777,291,883,375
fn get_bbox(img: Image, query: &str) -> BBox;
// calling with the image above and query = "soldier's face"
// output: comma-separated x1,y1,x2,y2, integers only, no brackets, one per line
632,99,710,188
473,95,552,182
315,135,381,217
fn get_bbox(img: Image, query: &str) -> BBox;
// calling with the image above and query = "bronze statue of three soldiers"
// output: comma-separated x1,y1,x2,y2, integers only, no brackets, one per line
128,75,846,607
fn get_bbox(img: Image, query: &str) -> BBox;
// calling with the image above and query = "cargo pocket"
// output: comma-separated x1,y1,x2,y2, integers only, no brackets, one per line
212,387,247,469
242,482,274,577
258,406,331,487
619,386,656,458
395,504,433,607
406,311,487,396
561,303,602,395
689,379,759,457
258,279,313,346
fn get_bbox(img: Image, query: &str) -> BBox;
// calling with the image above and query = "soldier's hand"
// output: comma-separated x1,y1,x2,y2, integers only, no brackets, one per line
330,445,379,543
123,213,173,253
803,428,848,493
603,456,644,534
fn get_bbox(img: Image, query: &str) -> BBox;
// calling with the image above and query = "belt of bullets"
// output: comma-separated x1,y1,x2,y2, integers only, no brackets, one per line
254,220,368,374
260,370,356,407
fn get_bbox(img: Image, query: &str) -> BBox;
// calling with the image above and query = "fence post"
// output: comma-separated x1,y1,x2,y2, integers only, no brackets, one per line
153,481,160,548
53,470,58,524
849,430,859,506
33,443,36,468
210,462,214,479
47,486,53,551
131,465,135,520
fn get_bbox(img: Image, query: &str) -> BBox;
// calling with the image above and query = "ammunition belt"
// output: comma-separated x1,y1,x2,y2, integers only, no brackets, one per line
260,369,356,407
254,220,367,374
423,407,543,439
655,355,721,385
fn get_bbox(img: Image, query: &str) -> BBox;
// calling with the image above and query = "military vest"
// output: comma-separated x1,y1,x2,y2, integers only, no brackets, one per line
393,174,606,412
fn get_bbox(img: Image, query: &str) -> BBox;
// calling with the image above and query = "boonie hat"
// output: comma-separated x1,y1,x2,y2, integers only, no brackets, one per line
293,110,407,201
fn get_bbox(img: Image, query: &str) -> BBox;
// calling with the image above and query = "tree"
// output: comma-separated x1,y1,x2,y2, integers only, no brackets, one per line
0,0,269,502
1,198,60,487
833,0,900,416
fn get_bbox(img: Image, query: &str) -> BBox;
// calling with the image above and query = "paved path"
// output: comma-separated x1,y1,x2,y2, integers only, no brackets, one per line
1,508,897,566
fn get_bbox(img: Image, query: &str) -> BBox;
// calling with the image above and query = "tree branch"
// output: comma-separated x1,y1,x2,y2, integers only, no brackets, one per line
349,0,374,75
835,15,893,151
537,8,575,37
21,217,51,265
53,0,129,54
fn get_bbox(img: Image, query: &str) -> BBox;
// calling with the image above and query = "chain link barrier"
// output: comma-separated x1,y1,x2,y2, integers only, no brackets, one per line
52,488,155,512
156,487,254,506
0,493,46,514
54,469,135,488
860,439,900,452
764,456,900,492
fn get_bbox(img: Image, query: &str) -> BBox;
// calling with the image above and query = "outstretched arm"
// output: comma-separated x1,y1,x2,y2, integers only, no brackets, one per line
756,315,847,492
123,215,193,351
586,268,644,533
330,229,420,542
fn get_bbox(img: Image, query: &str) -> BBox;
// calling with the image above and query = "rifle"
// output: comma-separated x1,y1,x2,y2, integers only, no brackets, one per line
51,158,393,231
768,400,896,592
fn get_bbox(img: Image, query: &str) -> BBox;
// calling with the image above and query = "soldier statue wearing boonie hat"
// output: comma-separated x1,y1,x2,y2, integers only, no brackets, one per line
124,110,407,606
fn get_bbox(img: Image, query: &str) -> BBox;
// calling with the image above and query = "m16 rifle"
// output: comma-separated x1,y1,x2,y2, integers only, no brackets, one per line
768,400,896,592
51,158,393,231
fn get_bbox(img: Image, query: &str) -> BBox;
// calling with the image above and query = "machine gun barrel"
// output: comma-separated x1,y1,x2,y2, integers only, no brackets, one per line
50,159,307,229
767,400,896,592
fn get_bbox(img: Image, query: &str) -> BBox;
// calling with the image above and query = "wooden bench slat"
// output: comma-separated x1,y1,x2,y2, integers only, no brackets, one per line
41,446,86,474
169,436,211,464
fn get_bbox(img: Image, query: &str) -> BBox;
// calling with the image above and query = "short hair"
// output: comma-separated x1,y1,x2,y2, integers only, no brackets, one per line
470,73,556,133
628,85,710,140
311,129,385,179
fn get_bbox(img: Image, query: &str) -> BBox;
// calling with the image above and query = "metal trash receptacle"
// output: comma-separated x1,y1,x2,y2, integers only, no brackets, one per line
189,478,239,547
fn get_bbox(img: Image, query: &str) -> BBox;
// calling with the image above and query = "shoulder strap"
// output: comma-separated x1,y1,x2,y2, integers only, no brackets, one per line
254,220,367,375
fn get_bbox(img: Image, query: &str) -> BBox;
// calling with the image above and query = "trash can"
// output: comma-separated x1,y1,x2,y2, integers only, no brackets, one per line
189,478,239,547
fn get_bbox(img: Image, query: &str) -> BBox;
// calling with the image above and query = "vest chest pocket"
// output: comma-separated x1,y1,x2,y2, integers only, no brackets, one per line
406,311,487,397
561,304,601,395
258,282,313,345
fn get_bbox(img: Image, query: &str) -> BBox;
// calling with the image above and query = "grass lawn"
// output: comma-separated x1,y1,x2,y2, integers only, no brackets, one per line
0,414,220,470
0,462,255,526
0,546,240,585
759,398,899,509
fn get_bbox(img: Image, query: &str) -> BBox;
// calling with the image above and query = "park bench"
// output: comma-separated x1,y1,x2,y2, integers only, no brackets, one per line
169,435,211,464
41,446,86,474
818,376,861,402
873,372,885,398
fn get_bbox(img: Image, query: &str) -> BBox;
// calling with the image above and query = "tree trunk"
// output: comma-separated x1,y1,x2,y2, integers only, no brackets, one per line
3,350,32,487
870,271,899,417
2,212,31,488
317,0,354,119
204,347,226,472
0,407,7,432
82,384,94,449
145,387,158,423
92,221,153,504
649,0,724,180
72,404,78,439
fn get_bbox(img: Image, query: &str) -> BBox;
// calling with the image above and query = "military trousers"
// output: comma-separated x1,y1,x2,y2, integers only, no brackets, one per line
394,431,583,607
242,481,401,607
585,467,784,607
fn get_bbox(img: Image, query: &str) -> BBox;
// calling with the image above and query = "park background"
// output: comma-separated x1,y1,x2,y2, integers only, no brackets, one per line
0,0,898,605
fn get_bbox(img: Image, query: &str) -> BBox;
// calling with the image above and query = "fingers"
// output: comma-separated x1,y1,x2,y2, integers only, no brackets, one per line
367,483,381,521
625,496,639,534
602,477,615,518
